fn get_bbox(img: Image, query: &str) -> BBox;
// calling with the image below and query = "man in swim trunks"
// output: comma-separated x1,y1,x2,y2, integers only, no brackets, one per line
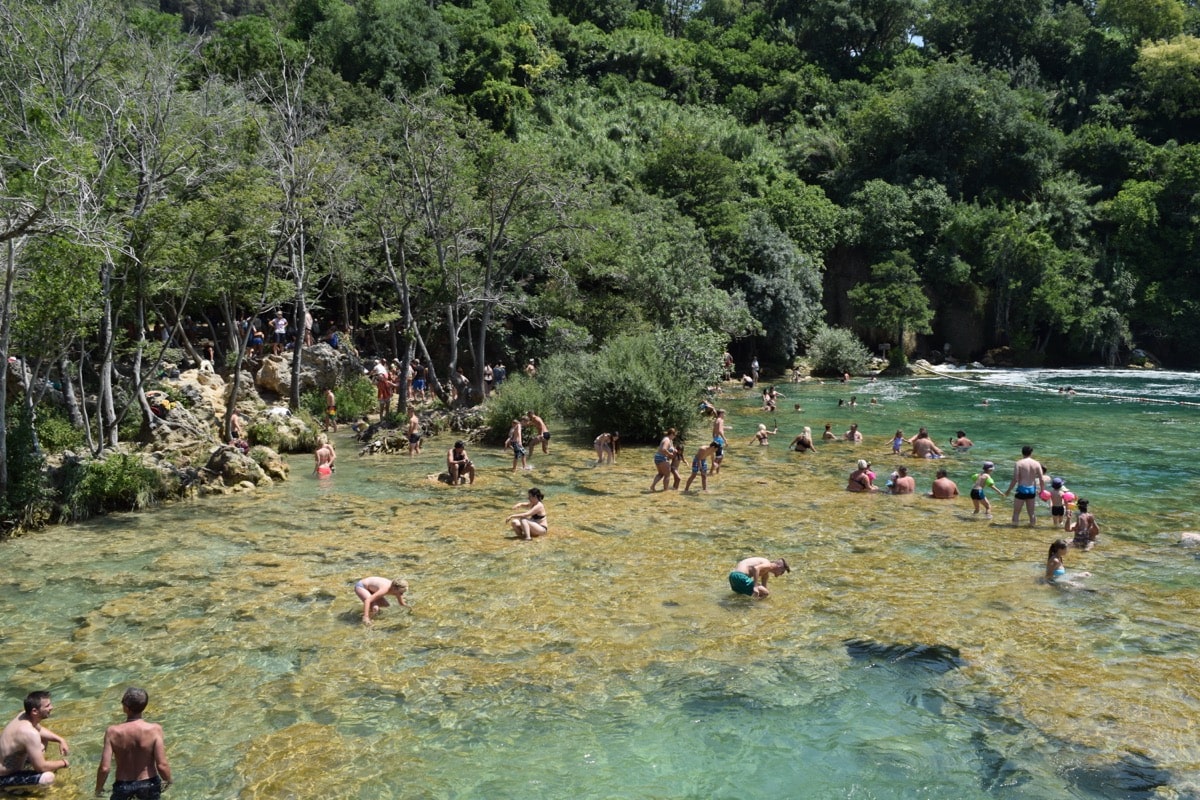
1005,445,1045,527
929,468,959,499
323,387,337,432
728,556,790,599
446,440,475,485
524,411,551,454
95,687,172,800
711,410,728,473
407,410,422,457
0,691,69,789
890,465,915,494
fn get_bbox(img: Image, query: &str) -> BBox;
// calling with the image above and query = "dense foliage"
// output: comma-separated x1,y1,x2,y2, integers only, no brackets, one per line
4,0,1200,508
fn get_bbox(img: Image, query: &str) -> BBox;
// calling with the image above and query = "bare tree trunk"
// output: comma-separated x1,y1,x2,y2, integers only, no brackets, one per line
97,260,118,451
0,239,17,496
60,353,84,428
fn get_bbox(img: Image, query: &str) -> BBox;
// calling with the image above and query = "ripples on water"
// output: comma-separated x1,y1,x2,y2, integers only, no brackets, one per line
2,370,1199,799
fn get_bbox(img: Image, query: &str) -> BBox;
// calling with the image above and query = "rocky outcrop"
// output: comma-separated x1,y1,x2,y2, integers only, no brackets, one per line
202,445,272,492
255,345,364,398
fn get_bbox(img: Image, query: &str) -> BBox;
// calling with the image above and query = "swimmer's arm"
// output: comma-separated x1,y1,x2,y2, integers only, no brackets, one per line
95,729,113,794
150,725,171,787
24,728,65,772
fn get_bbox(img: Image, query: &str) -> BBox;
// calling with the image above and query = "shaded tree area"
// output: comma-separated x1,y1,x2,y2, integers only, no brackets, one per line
4,0,1200,506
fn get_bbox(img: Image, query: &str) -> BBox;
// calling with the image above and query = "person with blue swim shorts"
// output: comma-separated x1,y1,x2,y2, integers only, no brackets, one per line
1005,445,1045,527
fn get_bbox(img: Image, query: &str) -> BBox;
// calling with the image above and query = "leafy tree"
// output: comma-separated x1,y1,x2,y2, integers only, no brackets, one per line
846,250,933,365
1098,0,1186,43
805,325,872,375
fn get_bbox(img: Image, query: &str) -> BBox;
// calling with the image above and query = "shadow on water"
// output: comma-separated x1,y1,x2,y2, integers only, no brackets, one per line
844,637,967,674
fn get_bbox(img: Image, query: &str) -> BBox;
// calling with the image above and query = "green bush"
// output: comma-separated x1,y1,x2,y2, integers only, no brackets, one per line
807,326,871,376
60,453,165,522
35,405,86,452
552,333,703,444
302,376,378,423
482,375,551,443
247,421,281,448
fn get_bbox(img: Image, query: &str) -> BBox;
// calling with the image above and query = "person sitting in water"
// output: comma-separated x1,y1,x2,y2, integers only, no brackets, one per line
507,487,548,540
728,556,790,599
929,468,958,498
844,423,863,443
847,459,877,492
1045,539,1089,586
446,440,475,485
354,576,409,626
950,430,973,451
889,465,915,494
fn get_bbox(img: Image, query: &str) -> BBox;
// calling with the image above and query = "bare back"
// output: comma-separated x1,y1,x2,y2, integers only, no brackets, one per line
0,717,39,774
103,720,165,782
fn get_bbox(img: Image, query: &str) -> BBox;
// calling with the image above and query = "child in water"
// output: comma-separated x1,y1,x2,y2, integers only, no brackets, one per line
1045,539,1090,586
1069,499,1101,550
892,429,904,455
969,461,1000,519
1048,477,1069,528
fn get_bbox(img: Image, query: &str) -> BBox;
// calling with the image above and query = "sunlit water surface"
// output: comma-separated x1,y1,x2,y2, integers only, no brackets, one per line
3,369,1200,799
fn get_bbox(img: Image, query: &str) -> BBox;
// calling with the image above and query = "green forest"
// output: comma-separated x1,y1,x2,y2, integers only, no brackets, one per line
3,0,1200,520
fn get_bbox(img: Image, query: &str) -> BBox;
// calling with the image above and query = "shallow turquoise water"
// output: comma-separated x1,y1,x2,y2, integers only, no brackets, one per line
1,369,1199,799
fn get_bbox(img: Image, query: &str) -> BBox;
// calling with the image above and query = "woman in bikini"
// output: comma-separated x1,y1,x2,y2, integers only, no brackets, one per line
507,487,548,540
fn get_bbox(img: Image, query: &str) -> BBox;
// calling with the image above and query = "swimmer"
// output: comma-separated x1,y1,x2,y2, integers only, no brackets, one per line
844,423,863,443
929,468,958,499
1069,499,1100,550
314,434,336,476
507,487,548,540
823,423,835,440
0,691,69,789
848,459,877,492
969,461,1001,518
684,441,717,492
1046,539,1090,586
594,432,617,465
94,687,172,800
789,427,816,452
1048,477,1068,528
651,429,678,491
950,430,973,451
911,430,943,458
891,429,904,455
890,465,915,494
1005,445,1045,527
446,440,475,485
354,576,409,625
712,410,728,473
750,423,777,446
728,556,790,599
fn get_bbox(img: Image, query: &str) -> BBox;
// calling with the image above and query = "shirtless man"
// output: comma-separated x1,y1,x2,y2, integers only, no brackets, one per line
524,411,550,454
446,440,475,485
95,687,172,800
684,441,718,492
950,430,972,451
407,409,422,457
844,423,863,443
929,468,959,499
314,435,336,475
890,465,915,494
323,388,337,432
911,431,944,458
728,556,790,599
711,409,729,473
1005,445,1045,526
0,691,69,790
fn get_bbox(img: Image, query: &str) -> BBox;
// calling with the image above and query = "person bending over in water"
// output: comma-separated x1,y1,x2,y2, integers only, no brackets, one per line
728,557,790,599
1069,499,1101,550
507,487,548,540
1045,539,1090,586
594,432,618,465
685,442,717,492
354,577,409,626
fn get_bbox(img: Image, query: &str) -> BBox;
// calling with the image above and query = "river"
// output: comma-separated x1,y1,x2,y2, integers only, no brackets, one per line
2,368,1198,799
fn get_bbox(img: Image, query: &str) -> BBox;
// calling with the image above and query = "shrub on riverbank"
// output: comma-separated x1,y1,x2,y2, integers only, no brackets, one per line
482,376,551,443
807,326,872,376
59,452,167,522
301,376,377,425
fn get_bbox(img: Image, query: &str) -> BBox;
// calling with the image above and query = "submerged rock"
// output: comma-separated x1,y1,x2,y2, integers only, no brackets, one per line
1063,751,1172,799
844,637,967,674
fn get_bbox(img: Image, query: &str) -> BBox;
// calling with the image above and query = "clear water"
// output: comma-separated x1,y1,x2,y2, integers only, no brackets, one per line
3,369,1199,799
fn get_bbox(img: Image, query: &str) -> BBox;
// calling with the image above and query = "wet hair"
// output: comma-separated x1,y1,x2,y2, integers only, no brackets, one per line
528,487,544,501
391,579,409,593
775,558,791,573
23,691,50,715
1076,499,1089,512
454,440,465,449
936,468,948,477
897,466,908,475
956,430,966,438
1049,539,1069,558
1022,445,1034,456
122,687,149,714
